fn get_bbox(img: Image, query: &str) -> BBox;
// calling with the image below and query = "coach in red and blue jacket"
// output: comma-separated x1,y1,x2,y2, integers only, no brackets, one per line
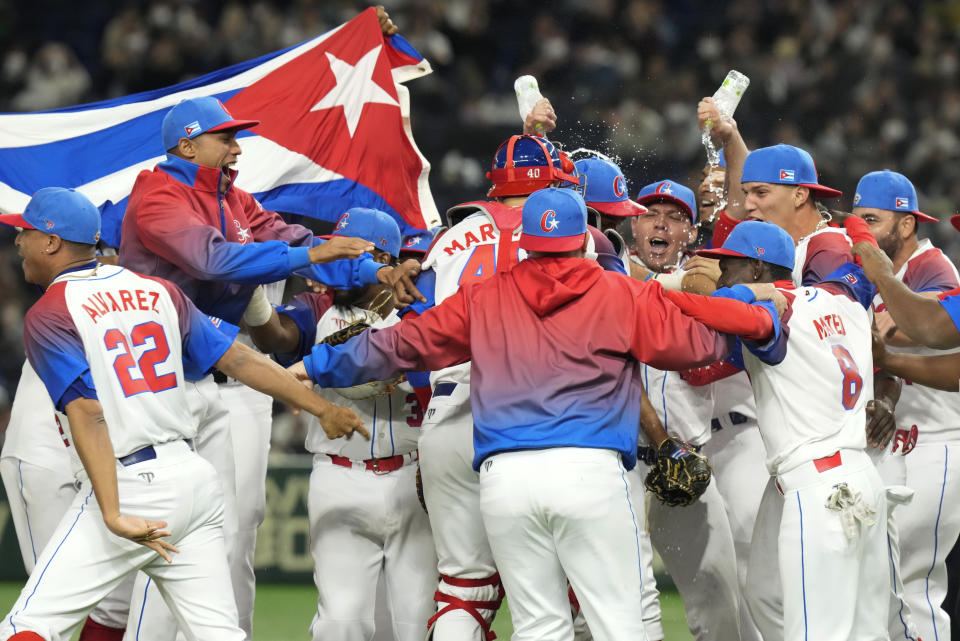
120,96,422,324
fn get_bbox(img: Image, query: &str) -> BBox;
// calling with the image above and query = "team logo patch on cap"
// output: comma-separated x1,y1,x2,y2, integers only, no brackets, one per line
895,197,910,209
540,210,559,232
655,182,673,195
779,169,795,181
184,121,201,136
755,246,765,257
405,236,421,247
379,237,387,247
853,193,861,205
334,212,349,231
613,175,626,198
44,219,55,230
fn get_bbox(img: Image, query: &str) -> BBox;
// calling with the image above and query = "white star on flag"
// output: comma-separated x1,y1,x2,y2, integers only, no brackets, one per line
311,45,400,137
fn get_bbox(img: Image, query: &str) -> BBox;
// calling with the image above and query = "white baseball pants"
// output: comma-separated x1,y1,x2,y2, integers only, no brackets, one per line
0,441,243,641
479,447,649,641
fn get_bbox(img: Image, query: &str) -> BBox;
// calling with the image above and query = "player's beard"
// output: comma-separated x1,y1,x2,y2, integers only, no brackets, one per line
877,227,902,261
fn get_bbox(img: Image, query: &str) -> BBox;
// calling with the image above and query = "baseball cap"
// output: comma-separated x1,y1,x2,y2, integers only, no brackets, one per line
332,207,401,257
0,187,101,244
853,170,938,223
698,220,795,270
161,97,260,152
400,228,435,255
519,187,588,252
741,144,841,199
635,180,698,223
574,157,647,218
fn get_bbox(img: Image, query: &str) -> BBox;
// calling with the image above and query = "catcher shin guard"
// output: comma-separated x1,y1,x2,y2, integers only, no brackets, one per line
425,573,505,641
645,436,712,507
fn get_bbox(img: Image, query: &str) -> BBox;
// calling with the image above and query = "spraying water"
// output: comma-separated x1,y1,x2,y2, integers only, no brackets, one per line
702,71,750,218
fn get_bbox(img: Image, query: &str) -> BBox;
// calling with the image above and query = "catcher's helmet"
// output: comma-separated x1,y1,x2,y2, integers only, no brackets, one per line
487,134,579,198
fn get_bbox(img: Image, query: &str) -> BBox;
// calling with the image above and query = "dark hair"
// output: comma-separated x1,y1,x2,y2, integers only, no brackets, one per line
767,263,793,282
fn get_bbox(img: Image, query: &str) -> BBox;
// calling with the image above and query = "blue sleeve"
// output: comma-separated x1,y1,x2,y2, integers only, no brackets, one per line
400,268,436,317
940,295,960,333
58,376,99,412
712,286,786,365
598,252,627,274
273,299,320,366
292,238,382,288
181,308,236,380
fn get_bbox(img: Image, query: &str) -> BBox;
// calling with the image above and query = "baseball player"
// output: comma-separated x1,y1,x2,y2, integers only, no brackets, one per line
398,132,627,640
573,155,646,269
118,95,428,639
671,220,891,641
0,187,365,641
290,187,776,641
246,207,436,641
852,169,960,641
627,178,744,641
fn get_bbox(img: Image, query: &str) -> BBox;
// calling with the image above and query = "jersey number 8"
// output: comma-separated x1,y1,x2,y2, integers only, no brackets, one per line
831,344,863,410
104,321,177,397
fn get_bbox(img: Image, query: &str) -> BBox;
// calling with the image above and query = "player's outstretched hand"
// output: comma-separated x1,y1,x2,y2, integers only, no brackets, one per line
378,259,426,305
317,402,371,440
376,5,399,36
309,237,375,264
681,256,720,294
523,98,557,136
851,241,894,282
697,97,737,145
105,515,179,563
742,282,789,316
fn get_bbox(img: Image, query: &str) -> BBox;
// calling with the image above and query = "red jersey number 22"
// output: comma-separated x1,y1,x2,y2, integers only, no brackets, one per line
104,321,178,397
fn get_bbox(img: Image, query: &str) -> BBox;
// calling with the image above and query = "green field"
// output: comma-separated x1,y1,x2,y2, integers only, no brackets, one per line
0,581,693,640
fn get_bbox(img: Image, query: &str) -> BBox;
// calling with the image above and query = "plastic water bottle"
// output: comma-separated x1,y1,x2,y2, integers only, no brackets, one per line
515,75,545,134
702,70,750,219
712,70,750,120
703,70,750,164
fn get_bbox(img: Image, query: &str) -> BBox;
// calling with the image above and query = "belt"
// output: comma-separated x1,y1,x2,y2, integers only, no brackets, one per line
327,451,418,475
118,439,195,467
637,442,701,465
434,382,457,397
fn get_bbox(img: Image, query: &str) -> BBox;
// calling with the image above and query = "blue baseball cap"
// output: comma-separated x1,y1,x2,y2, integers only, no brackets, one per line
698,220,795,270
853,170,938,223
0,187,101,244
400,228,435,255
520,187,588,252
574,157,646,218
635,180,698,223
741,144,841,198
332,207,401,257
161,97,260,152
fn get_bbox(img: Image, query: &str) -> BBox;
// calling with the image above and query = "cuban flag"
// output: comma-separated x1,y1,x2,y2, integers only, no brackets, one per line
895,197,910,209
779,169,795,181
0,8,440,247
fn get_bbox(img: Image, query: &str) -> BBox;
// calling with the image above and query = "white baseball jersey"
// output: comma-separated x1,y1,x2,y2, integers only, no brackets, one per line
419,205,525,392
791,226,852,287
0,360,81,477
305,305,422,459
876,239,960,443
741,279,873,474
24,263,232,458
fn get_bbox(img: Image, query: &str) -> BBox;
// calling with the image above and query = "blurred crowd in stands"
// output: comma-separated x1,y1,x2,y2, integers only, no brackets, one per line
1,0,958,444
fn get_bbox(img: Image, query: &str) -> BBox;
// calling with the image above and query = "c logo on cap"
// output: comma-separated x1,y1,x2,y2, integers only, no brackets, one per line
613,175,625,198
655,181,673,195
335,212,349,231
540,210,559,232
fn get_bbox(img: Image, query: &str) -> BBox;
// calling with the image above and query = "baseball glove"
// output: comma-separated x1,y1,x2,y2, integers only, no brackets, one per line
644,437,712,507
319,319,401,400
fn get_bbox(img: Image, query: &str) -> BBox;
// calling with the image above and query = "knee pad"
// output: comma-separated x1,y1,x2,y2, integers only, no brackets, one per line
426,573,505,641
